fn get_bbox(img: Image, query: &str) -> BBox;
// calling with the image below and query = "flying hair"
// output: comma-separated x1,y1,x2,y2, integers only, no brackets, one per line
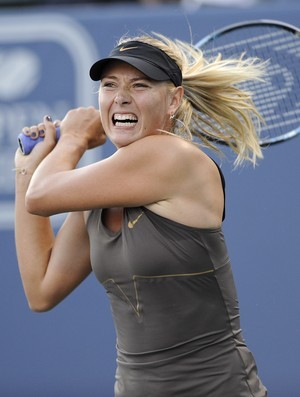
118,32,267,167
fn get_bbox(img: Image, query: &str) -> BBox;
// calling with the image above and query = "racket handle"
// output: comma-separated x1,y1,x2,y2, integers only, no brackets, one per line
18,126,61,155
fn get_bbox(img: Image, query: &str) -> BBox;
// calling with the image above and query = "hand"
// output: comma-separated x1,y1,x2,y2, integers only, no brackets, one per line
59,107,106,150
14,117,58,172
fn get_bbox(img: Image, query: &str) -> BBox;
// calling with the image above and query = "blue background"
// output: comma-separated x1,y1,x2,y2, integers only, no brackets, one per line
0,2,299,396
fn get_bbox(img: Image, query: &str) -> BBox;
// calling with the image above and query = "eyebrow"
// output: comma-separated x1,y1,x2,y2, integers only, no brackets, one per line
101,75,151,82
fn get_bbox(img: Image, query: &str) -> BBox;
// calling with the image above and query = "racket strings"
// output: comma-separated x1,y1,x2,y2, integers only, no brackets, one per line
198,23,300,145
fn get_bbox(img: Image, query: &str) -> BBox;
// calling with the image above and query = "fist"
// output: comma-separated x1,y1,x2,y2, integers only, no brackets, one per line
60,107,106,149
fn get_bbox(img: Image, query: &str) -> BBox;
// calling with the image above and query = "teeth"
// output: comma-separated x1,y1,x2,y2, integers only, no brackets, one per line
113,113,137,123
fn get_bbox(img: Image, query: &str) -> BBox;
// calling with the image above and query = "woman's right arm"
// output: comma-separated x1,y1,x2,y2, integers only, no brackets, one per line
15,170,92,312
14,110,103,312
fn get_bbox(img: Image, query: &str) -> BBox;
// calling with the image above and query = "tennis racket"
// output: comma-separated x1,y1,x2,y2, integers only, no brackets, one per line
18,127,60,155
196,19,300,146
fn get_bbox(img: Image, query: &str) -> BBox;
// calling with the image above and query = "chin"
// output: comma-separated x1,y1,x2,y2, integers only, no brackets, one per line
113,137,134,149
113,132,141,147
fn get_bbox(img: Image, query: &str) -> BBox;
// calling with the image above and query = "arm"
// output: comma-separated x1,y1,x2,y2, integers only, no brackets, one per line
26,134,180,215
15,192,92,312
25,107,224,226
15,107,105,311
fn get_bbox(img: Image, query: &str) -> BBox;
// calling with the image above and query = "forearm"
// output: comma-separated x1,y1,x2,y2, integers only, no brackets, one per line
15,170,55,310
26,136,87,216
24,107,106,216
14,108,101,309
34,134,86,174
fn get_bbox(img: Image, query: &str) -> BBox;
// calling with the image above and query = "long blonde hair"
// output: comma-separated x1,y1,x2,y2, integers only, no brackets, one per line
118,33,267,166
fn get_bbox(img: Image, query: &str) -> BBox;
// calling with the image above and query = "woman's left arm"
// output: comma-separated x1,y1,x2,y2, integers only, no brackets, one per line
26,134,185,216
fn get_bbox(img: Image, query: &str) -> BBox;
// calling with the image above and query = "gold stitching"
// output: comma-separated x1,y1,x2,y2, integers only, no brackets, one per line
103,270,214,319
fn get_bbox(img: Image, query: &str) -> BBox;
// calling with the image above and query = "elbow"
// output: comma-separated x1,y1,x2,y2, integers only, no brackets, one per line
26,293,58,313
25,189,53,217
28,299,56,313
29,304,51,313
25,187,43,215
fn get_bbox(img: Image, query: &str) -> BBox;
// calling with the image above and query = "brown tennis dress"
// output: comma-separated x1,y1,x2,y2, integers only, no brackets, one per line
87,201,267,396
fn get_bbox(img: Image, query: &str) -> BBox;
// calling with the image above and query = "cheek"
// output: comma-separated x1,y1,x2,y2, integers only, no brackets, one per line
98,97,110,125
148,101,169,128
153,92,170,115
98,89,109,109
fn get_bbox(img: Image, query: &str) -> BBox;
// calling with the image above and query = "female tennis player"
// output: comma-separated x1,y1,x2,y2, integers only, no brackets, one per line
14,33,267,396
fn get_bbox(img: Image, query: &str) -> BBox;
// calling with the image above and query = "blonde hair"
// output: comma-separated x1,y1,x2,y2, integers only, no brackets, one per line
118,33,267,166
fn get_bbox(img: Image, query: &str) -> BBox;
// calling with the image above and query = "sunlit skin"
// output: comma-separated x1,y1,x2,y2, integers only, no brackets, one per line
14,59,225,313
98,61,183,149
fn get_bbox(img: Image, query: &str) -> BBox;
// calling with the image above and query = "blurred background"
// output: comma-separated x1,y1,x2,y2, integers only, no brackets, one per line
0,0,299,396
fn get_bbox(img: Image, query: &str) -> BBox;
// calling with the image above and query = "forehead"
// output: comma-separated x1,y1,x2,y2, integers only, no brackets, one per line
101,60,147,79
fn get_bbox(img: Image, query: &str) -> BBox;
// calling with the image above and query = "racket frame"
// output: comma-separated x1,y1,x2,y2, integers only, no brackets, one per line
195,19,300,147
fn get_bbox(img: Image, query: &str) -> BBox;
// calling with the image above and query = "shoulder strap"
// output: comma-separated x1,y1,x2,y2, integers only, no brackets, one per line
210,159,226,221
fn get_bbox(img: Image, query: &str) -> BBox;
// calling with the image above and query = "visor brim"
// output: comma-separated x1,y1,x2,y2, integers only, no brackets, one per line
89,56,170,82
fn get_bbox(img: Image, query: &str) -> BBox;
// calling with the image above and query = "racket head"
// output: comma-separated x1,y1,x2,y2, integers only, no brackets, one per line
196,19,300,146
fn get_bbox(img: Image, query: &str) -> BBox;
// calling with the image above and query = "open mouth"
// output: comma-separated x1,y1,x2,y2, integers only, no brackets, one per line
113,113,138,126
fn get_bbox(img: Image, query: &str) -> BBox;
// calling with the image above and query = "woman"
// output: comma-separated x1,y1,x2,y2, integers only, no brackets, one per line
15,33,267,396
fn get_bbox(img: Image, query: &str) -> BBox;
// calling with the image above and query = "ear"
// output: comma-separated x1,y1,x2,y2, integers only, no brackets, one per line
168,86,184,117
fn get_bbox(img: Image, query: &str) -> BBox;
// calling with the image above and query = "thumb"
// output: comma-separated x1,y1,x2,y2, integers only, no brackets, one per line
43,115,57,144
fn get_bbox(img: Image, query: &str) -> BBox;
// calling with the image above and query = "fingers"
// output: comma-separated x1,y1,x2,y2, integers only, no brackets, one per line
21,115,61,141
38,123,45,138
44,115,61,130
22,123,46,140
53,119,61,128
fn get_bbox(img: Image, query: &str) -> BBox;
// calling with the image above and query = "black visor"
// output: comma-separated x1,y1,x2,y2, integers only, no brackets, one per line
89,41,182,87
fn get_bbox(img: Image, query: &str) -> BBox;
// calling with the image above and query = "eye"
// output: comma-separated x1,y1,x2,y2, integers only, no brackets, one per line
103,82,115,88
133,82,150,89
101,79,117,88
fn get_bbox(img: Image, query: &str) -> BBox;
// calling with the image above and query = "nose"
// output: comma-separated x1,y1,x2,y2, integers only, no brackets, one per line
114,88,131,105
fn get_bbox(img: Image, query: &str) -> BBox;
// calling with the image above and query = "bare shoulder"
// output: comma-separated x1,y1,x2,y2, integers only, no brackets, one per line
145,135,219,177
133,135,225,229
119,134,222,184
116,134,212,173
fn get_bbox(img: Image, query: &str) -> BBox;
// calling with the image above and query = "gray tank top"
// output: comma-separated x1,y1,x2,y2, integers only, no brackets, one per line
87,206,267,397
